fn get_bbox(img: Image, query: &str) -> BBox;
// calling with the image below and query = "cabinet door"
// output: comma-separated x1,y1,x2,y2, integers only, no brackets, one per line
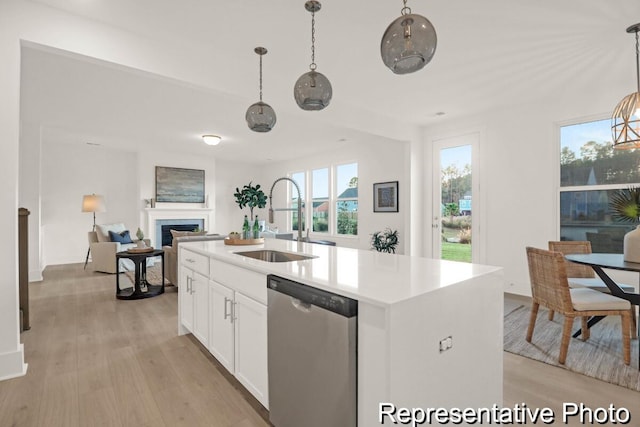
209,280,235,372
179,267,194,334
192,271,209,346
234,292,269,408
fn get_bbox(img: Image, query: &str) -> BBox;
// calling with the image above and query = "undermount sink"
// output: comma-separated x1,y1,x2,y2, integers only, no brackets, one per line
235,250,317,263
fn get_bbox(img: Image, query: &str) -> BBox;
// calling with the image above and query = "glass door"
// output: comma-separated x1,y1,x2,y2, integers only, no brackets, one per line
432,133,479,262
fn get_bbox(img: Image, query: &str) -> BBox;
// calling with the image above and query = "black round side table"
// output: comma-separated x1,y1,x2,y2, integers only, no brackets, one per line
115,249,165,300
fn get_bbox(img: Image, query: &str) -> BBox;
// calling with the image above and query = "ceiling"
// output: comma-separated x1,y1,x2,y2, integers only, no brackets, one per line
19,0,640,163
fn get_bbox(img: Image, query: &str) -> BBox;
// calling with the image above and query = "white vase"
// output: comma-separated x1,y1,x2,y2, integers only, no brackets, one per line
623,225,640,263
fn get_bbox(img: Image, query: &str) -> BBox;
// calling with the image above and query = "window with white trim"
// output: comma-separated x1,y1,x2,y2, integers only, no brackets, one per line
559,117,640,253
289,163,358,236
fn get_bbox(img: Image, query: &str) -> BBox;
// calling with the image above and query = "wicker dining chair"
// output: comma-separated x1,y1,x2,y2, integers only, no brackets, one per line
526,247,631,365
548,240,637,337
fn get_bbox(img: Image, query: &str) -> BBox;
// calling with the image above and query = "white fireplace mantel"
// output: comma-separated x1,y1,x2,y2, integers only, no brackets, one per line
145,208,214,248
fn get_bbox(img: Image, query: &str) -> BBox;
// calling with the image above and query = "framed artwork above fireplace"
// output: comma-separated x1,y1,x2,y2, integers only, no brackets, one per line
155,166,205,203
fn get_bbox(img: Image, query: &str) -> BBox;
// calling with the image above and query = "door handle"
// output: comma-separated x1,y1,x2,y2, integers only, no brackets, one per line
232,301,238,321
190,277,195,295
186,276,191,293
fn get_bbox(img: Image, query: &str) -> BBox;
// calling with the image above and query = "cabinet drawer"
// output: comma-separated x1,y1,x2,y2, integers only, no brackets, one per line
180,249,210,277
210,259,267,304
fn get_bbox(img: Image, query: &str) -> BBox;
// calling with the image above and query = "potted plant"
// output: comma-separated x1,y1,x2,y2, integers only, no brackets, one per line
234,181,267,220
609,186,640,262
371,228,399,253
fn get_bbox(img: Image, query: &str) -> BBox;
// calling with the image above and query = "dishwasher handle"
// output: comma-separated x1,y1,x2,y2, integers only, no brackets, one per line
291,298,312,313
267,274,357,318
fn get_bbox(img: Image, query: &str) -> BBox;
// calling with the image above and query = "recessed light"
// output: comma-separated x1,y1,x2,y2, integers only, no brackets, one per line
202,135,222,146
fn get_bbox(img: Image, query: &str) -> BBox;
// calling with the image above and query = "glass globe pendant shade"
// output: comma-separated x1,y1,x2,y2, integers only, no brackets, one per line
381,13,437,74
294,70,332,111
246,101,277,133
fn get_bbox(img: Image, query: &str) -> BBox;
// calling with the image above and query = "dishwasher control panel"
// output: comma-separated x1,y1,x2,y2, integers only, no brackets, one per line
268,275,358,317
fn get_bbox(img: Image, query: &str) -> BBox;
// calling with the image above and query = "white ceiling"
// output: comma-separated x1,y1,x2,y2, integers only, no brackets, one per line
19,0,640,163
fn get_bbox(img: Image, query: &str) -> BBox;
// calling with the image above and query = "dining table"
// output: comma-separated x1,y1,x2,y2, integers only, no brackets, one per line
564,253,640,354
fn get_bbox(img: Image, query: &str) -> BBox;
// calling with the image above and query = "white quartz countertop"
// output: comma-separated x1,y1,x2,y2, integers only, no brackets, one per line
180,239,503,306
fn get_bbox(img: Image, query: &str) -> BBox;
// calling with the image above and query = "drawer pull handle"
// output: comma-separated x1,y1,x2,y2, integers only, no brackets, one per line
186,258,195,263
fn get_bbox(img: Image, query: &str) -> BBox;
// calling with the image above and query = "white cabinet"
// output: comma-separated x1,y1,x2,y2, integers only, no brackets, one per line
208,278,269,409
208,280,235,372
179,249,210,347
233,292,268,408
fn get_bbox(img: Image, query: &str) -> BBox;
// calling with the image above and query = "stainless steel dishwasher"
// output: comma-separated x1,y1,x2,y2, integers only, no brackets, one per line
267,274,358,427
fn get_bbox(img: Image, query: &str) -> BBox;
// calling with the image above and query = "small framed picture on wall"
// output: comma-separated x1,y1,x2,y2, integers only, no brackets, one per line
373,181,399,212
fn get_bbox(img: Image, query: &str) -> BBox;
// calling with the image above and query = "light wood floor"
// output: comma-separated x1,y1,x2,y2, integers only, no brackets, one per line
1,265,638,426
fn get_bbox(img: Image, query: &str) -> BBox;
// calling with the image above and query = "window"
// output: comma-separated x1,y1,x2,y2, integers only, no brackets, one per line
559,118,640,253
312,168,329,232
336,163,358,236
289,163,358,236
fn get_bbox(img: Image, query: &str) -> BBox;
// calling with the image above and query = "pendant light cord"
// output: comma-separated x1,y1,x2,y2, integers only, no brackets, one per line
310,10,317,71
635,29,639,93
259,53,263,102
401,0,411,16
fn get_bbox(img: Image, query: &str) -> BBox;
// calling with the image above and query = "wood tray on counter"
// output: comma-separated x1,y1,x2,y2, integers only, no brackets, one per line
223,237,265,246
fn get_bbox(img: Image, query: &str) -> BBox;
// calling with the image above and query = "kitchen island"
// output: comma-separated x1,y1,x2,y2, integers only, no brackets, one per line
178,239,504,426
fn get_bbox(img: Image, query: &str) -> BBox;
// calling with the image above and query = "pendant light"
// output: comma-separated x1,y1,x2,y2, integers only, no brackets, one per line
612,23,640,149
294,1,332,111
246,47,277,132
380,0,437,75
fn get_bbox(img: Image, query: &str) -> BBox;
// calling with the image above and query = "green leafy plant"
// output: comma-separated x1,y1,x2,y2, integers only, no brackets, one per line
234,181,267,220
610,186,640,223
136,227,144,240
371,228,399,253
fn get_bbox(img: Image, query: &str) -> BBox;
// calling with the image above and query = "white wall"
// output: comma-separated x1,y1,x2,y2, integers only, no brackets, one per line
214,160,262,235
260,137,409,252
18,122,43,281
40,141,139,266
420,94,636,295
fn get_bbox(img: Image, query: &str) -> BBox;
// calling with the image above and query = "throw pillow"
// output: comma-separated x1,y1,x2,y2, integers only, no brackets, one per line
109,229,134,244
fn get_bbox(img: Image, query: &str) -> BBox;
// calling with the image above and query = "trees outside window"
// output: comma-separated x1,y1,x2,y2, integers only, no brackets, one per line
559,118,640,253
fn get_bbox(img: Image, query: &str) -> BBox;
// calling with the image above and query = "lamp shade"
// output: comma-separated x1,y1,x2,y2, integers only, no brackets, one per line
294,70,332,110
81,194,106,213
381,12,437,74
246,101,277,132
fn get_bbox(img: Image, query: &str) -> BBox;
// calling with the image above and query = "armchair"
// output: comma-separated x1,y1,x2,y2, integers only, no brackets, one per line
89,223,150,274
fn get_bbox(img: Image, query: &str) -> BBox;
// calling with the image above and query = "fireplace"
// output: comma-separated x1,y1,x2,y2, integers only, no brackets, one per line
154,218,204,248
145,208,213,248
161,223,199,246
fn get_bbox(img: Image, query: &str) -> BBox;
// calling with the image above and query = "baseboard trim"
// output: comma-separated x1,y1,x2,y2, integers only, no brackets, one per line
0,344,28,381
29,268,43,282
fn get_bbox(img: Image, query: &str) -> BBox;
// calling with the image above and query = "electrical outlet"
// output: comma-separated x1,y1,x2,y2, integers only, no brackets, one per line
439,336,453,352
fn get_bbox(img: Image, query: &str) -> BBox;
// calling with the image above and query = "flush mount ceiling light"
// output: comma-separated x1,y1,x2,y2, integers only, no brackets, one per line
202,134,221,146
380,0,437,75
294,0,332,111
246,47,277,132
612,23,640,150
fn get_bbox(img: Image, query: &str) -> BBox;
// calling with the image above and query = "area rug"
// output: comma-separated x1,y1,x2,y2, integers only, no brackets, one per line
504,305,640,391
122,264,171,287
